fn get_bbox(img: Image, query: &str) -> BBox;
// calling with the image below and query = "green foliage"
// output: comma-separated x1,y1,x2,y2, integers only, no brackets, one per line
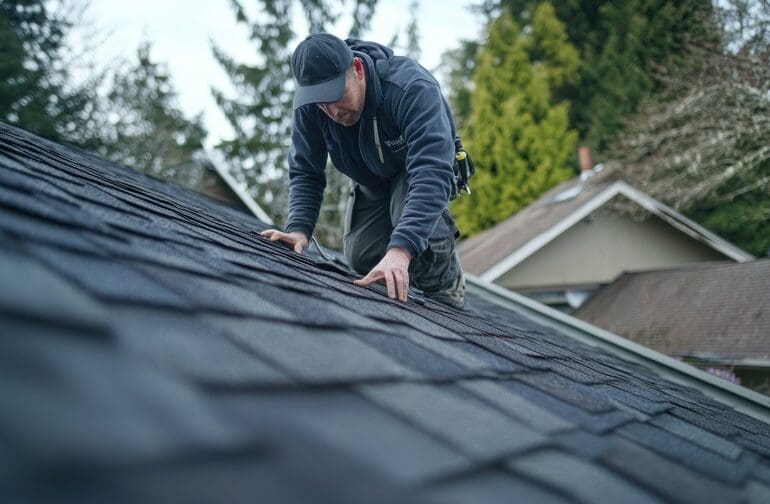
96,42,208,189
213,0,377,246
687,186,770,258
459,0,716,152
561,0,716,151
0,2,205,190
0,0,99,145
452,4,578,236
607,1,769,257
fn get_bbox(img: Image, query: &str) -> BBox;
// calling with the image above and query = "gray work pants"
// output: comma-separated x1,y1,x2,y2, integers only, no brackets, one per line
343,172,462,293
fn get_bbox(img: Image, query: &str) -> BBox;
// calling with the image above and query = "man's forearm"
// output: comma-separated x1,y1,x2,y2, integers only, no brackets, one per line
286,170,325,238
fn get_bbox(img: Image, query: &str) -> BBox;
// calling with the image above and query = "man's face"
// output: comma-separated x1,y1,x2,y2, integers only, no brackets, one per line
317,59,366,127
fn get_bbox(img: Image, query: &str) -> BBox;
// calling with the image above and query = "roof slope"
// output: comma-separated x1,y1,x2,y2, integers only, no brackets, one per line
458,169,620,275
574,261,770,362
458,169,751,279
2,122,770,503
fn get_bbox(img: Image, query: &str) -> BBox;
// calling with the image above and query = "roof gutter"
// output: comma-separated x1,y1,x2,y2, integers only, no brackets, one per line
683,355,770,370
467,274,770,423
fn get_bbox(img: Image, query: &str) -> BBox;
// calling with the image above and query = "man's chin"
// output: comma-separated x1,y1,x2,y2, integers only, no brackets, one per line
336,116,361,127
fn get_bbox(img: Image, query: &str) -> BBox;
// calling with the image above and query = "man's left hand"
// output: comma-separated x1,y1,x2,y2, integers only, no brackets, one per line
353,247,411,302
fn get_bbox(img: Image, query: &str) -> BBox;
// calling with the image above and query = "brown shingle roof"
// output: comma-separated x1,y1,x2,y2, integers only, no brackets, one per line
573,260,770,362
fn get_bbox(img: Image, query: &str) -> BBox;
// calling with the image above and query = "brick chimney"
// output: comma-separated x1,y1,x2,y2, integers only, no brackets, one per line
578,146,593,180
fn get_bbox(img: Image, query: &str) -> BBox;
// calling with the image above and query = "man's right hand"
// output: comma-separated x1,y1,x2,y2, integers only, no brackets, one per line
259,229,309,253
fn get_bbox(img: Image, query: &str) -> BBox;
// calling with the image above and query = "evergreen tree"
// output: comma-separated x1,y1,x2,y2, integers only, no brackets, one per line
495,0,716,151
0,0,99,145
452,3,578,236
97,41,208,189
212,0,377,247
610,1,769,256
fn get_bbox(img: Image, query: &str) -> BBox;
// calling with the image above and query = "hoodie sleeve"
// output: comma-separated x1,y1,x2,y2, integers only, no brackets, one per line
387,79,455,258
285,107,327,239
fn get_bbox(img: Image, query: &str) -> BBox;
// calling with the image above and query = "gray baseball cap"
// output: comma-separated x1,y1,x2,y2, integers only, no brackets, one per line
291,33,354,109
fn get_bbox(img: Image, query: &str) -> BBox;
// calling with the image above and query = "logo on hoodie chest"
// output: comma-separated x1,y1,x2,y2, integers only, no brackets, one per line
383,135,406,151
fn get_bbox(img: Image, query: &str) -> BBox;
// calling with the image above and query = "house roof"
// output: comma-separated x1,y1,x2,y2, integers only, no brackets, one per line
458,168,753,281
573,260,770,364
2,121,770,503
204,149,276,225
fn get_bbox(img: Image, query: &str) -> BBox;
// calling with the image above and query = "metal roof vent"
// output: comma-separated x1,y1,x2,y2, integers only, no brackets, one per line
550,184,584,204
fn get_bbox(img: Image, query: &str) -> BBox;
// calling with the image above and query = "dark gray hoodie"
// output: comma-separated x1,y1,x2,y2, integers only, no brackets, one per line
285,39,457,259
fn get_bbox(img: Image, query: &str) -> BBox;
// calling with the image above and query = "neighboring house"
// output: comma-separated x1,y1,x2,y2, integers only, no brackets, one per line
458,167,753,311
3,122,770,503
196,150,276,225
574,260,770,395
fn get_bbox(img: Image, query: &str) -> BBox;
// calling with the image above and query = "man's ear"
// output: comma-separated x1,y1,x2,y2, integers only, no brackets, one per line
353,57,365,80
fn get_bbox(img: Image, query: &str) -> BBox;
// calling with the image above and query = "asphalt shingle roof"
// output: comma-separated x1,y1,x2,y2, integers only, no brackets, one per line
457,169,620,275
574,261,770,361
2,122,770,503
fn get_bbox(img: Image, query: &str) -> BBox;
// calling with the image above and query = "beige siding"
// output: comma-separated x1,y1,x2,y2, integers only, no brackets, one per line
496,210,730,290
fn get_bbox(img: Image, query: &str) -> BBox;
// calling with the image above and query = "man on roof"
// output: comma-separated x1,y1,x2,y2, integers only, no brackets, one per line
260,33,466,309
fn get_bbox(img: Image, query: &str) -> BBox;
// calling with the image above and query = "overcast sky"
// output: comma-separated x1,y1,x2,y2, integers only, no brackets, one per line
86,0,485,148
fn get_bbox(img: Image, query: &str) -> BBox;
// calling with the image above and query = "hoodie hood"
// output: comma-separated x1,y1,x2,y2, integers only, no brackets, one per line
345,39,394,65
345,39,395,119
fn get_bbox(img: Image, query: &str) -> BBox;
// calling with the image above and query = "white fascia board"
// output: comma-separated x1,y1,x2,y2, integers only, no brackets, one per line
480,183,624,282
206,150,275,225
615,182,753,262
467,274,770,423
